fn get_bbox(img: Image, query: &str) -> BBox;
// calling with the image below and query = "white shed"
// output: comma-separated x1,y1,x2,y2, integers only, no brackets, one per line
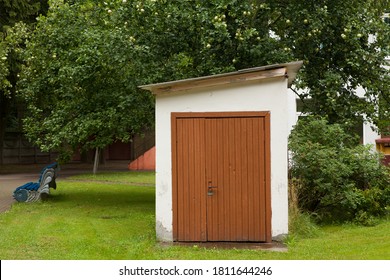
141,61,303,243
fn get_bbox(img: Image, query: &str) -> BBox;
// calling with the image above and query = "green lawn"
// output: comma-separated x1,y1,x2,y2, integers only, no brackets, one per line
0,171,389,260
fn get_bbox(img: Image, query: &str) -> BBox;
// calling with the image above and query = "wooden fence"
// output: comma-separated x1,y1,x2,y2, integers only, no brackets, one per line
0,132,57,165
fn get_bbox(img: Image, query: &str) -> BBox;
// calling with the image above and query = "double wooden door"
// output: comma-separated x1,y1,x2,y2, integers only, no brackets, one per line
172,112,271,242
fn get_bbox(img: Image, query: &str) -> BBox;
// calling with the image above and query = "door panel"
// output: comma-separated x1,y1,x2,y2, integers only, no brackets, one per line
172,112,270,242
175,118,207,241
205,117,266,241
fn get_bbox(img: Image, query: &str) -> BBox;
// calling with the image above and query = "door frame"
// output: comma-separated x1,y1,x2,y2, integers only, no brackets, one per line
171,111,271,242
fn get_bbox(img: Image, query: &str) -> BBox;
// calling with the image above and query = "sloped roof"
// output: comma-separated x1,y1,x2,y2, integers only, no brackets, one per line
140,61,303,95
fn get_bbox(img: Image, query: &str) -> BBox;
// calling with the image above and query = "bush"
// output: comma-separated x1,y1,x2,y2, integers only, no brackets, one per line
289,117,390,224
288,178,320,239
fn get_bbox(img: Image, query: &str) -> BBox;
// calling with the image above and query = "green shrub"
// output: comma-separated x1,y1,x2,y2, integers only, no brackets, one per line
288,178,320,238
288,117,390,224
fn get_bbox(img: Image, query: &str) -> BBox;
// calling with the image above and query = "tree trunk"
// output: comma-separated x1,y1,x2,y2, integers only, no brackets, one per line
93,147,100,175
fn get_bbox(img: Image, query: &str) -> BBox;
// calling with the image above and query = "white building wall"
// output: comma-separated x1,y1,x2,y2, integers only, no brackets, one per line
355,87,381,146
155,77,293,241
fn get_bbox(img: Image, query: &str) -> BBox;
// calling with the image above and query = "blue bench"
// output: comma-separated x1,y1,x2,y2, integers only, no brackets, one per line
13,162,59,202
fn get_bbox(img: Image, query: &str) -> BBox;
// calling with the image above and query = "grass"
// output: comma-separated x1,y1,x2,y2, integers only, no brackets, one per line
65,171,155,185
0,171,389,260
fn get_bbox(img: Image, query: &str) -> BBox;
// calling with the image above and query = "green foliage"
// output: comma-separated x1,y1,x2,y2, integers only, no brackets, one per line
273,0,390,130
0,0,48,95
0,0,46,29
0,22,29,97
18,1,154,155
0,0,48,163
287,211,320,245
18,0,292,159
114,0,292,81
15,0,390,159
0,39,11,94
289,117,390,224
288,178,320,240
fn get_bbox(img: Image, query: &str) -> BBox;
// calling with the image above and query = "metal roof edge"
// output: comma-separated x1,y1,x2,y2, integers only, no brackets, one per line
140,60,303,93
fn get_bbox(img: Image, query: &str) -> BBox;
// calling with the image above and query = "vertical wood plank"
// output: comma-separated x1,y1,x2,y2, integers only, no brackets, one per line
173,116,207,241
171,115,178,241
234,117,243,240
220,118,226,240
176,118,185,240
196,118,207,241
205,117,212,240
210,118,219,241
251,117,263,240
264,113,272,243
180,118,189,240
241,117,249,241
228,117,237,240
187,118,194,240
247,118,255,240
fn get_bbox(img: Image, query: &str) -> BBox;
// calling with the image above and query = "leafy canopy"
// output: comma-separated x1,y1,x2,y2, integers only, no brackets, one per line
0,0,49,164
273,0,390,130
1,0,48,99
19,1,154,160
17,0,390,159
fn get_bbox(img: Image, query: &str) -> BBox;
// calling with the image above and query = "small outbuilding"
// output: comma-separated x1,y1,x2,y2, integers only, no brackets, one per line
141,61,303,243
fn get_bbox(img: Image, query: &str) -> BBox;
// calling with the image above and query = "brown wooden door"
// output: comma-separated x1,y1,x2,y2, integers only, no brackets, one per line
172,112,271,242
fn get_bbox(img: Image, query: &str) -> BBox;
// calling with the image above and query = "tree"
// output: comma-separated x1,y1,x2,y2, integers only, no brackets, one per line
113,0,292,81
19,0,292,170
18,1,154,172
271,0,390,131
116,0,389,131
18,0,390,171
0,0,48,164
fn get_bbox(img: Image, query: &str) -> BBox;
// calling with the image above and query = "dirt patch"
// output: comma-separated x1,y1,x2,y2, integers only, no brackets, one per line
160,241,288,252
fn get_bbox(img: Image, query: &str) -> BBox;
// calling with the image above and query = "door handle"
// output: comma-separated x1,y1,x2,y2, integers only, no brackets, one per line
207,185,217,196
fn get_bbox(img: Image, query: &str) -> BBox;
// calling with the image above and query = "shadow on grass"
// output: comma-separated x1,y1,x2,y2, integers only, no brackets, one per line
46,183,156,220
51,190,153,204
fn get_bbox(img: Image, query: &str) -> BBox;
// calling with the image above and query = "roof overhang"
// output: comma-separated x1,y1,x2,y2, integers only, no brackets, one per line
140,61,303,95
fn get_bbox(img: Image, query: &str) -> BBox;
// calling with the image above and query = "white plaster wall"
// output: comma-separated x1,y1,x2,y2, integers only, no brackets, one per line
287,88,298,134
364,123,380,147
155,78,291,241
355,86,381,146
